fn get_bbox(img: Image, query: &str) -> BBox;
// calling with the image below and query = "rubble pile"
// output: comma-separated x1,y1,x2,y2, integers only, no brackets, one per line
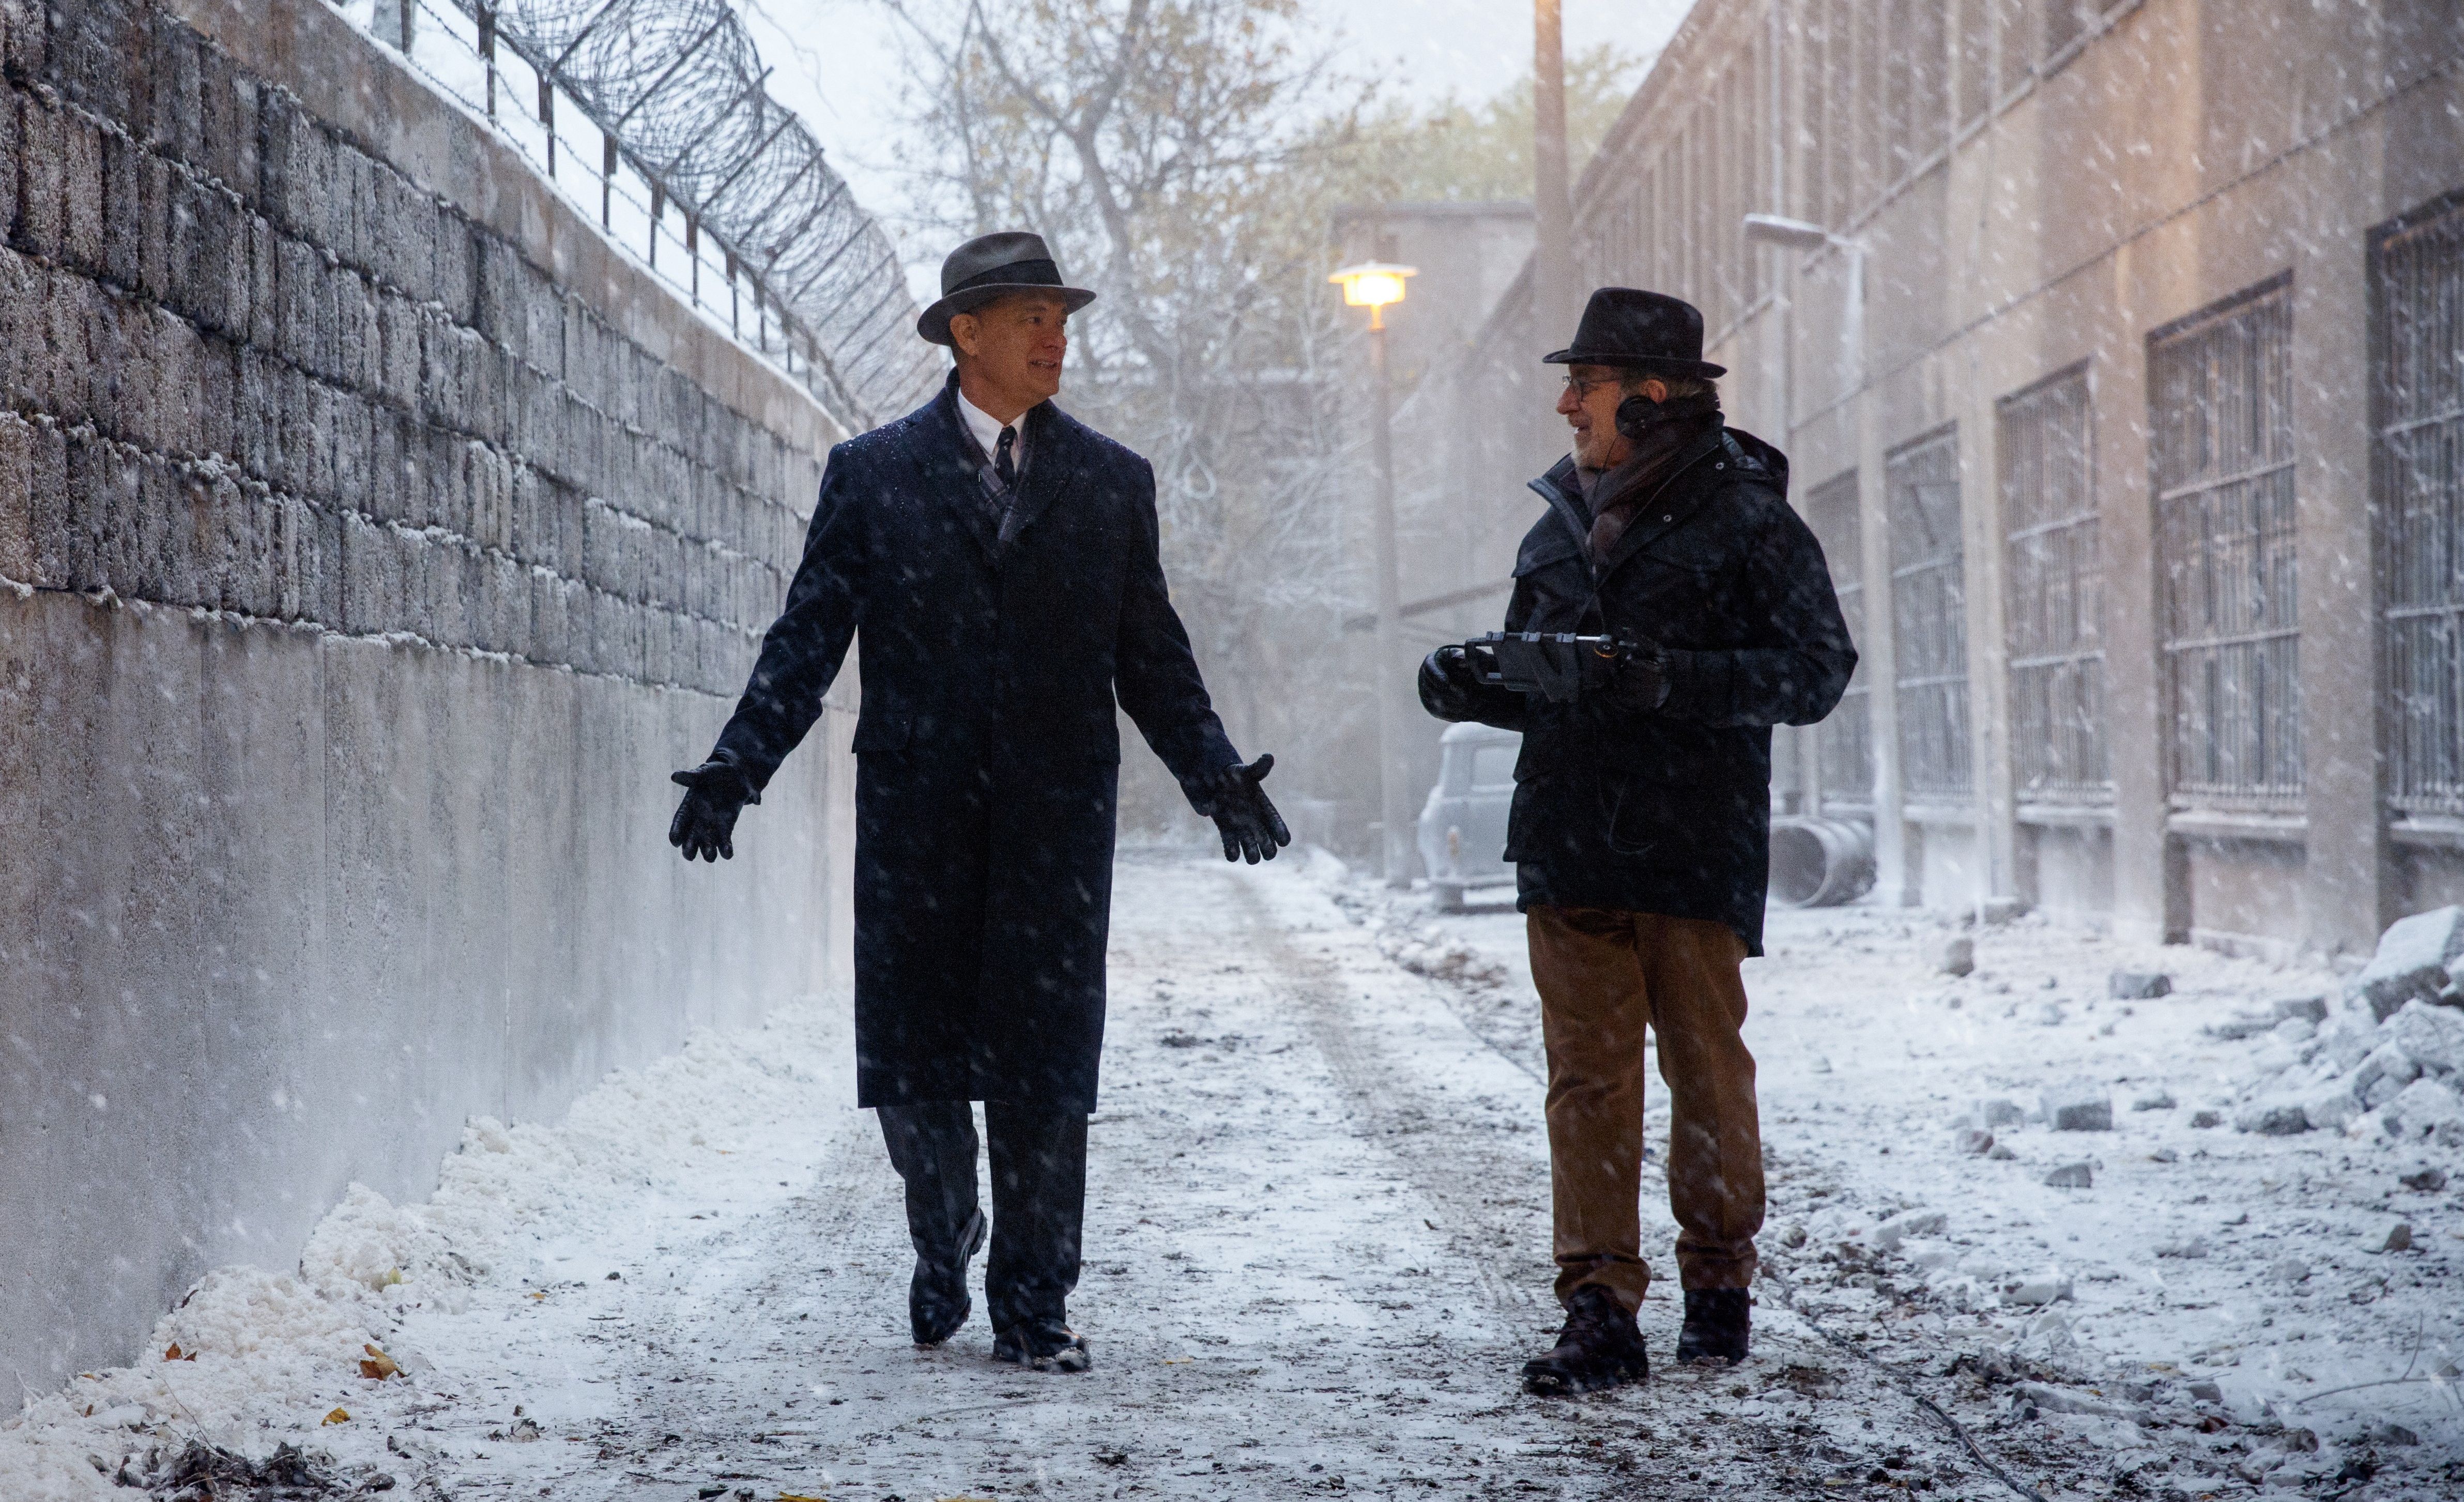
2221,906,2464,1147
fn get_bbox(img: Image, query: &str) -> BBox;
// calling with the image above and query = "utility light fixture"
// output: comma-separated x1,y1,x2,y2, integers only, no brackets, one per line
1329,262,1416,328
1742,213,1840,251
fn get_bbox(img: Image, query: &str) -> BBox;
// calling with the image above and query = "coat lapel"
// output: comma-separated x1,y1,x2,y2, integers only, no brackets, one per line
906,376,1003,558
1526,456,1593,555
997,401,1076,546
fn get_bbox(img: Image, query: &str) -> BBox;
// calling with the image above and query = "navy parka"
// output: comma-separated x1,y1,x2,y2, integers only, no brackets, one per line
1440,426,1857,955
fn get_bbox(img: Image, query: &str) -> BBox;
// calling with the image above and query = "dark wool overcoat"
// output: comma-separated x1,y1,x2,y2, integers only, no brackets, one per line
709,374,1237,1114
1442,425,1856,955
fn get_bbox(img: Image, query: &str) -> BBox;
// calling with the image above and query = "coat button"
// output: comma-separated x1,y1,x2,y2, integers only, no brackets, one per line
1663,515,1673,522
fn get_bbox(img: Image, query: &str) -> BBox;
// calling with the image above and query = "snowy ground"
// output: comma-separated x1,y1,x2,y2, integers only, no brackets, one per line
5,850,2460,1500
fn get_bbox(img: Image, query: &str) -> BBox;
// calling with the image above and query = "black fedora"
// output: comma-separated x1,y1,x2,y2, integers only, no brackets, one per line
1543,287,1726,378
916,231,1097,346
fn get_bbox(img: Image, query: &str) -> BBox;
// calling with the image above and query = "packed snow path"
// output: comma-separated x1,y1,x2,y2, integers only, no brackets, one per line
7,852,2458,1499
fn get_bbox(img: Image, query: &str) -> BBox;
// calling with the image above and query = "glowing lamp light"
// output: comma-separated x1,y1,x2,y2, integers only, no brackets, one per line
1329,262,1416,327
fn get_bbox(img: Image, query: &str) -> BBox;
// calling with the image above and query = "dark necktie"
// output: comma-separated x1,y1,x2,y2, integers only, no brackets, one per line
994,426,1017,490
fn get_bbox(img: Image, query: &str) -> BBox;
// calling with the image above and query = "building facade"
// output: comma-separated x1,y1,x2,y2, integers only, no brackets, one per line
1435,0,2464,955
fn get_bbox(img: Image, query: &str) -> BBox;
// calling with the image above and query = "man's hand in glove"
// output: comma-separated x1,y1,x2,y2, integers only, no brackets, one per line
1605,636,1672,713
1196,754,1292,865
1418,646,1487,722
669,759,759,862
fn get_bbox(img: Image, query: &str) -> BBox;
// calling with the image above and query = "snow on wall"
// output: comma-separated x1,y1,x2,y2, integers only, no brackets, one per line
0,0,854,1391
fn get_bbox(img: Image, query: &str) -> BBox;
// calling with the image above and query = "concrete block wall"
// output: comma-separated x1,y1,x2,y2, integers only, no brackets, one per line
0,0,856,1389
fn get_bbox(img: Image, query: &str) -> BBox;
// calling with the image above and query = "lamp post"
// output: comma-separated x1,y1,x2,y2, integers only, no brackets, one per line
1330,261,1417,886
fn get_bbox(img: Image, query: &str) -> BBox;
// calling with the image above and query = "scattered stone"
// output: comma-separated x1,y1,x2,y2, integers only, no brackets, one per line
2190,1109,2223,1128
1986,1143,2017,1160
2297,1079,2364,1133
2353,1041,2421,1099
2233,1100,2310,1136
2399,1166,2448,1191
2381,1076,2464,1143
2273,995,2330,1024
2352,906,2464,1020
2042,1161,2093,1189
2032,1001,2066,1026
2185,1379,2224,1402
2368,1421,2420,1446
2013,1381,2140,1421
1976,1097,2026,1128
1810,1054,1833,1075
2004,1272,2074,1305
2376,1221,2412,1253
2131,1090,2176,1112
1938,936,1975,977
2156,1236,2209,1259
2149,1146,2178,1163
2273,1015,2317,1045
2382,998,2464,1072
2109,970,2171,1000
1871,1208,1948,1252
1779,1223,1809,1248
2266,1256,2310,1284
2204,1014,2277,1041
1954,1127,1995,1156
2317,1010,2382,1069
2044,1080,2113,1132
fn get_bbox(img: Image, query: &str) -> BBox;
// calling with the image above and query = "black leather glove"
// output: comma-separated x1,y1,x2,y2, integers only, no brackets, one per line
1605,636,1671,712
1195,754,1292,864
669,759,759,862
1418,646,1483,721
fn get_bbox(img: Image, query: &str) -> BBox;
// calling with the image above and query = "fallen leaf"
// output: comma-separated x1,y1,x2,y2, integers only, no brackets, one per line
778,1495,830,1501
162,1343,196,1362
322,1408,350,1426
359,1344,401,1381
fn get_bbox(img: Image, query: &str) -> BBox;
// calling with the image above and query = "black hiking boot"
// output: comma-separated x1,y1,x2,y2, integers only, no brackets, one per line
910,1208,987,1346
1675,1288,1751,1365
1521,1285,1649,1396
992,1317,1092,1374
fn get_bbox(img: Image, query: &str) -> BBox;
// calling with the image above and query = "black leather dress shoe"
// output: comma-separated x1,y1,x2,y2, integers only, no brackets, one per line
992,1318,1092,1373
910,1208,987,1346
1675,1287,1751,1364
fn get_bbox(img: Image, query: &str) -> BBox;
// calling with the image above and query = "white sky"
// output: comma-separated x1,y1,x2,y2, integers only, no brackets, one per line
735,0,1697,287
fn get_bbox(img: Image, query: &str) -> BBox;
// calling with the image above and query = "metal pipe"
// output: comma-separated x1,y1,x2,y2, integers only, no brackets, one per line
1370,315,1409,887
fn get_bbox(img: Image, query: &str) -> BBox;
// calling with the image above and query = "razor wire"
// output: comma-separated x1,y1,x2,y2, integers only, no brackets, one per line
360,0,942,434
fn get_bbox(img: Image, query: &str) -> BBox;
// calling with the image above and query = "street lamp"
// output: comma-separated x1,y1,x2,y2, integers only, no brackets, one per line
1330,260,1417,886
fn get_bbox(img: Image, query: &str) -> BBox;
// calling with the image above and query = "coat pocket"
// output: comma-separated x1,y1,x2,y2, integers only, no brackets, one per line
850,713,912,756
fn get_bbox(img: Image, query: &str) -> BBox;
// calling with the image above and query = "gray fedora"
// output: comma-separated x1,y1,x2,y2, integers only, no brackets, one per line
916,231,1097,346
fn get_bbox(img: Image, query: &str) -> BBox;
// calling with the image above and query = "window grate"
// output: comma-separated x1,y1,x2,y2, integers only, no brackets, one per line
2377,200,2464,818
1889,428,1970,800
2150,279,2301,806
1806,469,1872,806
2000,365,2108,802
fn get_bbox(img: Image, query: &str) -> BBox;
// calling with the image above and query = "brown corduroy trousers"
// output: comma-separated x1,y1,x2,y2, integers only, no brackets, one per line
1527,906,1764,1313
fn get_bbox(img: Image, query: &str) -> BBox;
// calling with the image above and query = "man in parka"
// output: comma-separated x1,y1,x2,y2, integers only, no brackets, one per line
1419,288,1855,1393
667,232,1289,1374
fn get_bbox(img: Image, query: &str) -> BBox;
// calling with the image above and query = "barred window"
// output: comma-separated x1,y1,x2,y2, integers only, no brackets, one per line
2377,199,2464,818
1999,365,2107,802
1807,470,1872,807
1889,428,1970,801
2151,279,2301,806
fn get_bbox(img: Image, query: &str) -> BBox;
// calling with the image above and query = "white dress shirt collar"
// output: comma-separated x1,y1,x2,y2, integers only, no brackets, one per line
956,387,1028,472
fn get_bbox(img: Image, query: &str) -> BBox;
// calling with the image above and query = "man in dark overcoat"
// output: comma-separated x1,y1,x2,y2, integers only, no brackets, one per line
1419,288,1855,1394
667,232,1288,1374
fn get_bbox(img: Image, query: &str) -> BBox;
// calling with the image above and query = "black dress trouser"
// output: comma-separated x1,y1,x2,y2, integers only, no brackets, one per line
876,1101,1088,1333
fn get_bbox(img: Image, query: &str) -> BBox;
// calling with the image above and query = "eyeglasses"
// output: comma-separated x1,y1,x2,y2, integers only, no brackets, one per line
1560,372,1620,399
